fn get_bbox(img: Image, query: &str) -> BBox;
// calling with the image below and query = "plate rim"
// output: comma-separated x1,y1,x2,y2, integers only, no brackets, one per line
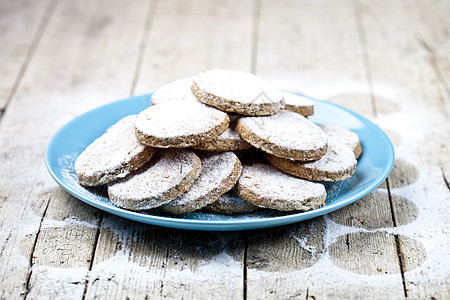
45,93,394,231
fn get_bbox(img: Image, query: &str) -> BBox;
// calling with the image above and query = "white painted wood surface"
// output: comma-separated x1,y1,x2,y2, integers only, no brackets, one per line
0,0,448,299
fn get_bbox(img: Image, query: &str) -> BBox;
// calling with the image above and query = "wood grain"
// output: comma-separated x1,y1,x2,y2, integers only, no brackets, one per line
248,0,406,298
0,0,448,299
0,0,54,110
84,0,254,299
415,0,450,185
135,0,253,95
246,219,324,299
0,0,151,298
85,216,244,299
359,0,449,298
416,0,450,106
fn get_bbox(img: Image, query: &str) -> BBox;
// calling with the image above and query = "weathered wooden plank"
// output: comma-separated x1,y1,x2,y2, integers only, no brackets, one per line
414,0,450,184
0,1,447,299
0,0,152,298
84,216,164,299
0,0,58,295
358,0,450,298
246,219,324,299
26,195,101,300
254,0,371,100
329,183,393,230
84,0,253,299
85,216,244,299
0,0,52,110
415,0,450,98
248,0,408,299
134,0,253,94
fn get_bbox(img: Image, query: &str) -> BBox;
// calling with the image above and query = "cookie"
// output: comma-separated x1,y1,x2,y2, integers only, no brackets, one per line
321,124,362,158
235,162,326,211
193,117,251,151
150,77,200,106
160,151,242,214
75,115,157,186
192,69,284,116
283,92,314,116
265,138,357,182
235,110,328,161
108,149,201,210
204,190,259,214
135,100,229,148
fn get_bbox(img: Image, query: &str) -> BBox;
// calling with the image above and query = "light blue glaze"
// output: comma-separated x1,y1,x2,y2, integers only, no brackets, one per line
45,93,394,231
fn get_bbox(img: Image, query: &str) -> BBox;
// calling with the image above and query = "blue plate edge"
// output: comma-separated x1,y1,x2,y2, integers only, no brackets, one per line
44,93,395,231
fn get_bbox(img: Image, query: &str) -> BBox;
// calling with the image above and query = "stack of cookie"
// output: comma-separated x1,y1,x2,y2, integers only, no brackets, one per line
75,69,361,214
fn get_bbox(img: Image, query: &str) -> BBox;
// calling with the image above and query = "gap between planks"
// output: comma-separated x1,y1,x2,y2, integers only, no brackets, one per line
10,0,155,297
418,39,450,114
353,0,408,297
386,179,408,298
4,0,59,297
414,0,450,110
0,0,58,125
442,170,450,192
81,1,158,297
243,232,249,300
24,199,51,299
352,0,377,117
130,0,159,96
81,215,103,300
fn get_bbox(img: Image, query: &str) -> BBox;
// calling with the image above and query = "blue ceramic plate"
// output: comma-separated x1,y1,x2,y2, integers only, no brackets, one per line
45,94,394,231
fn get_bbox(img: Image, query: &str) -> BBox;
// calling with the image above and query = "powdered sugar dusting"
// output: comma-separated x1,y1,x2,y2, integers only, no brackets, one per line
292,235,318,255
215,124,241,140
237,163,326,210
299,142,356,176
283,92,314,107
150,77,200,106
239,110,327,151
193,69,284,104
86,250,242,296
27,265,88,299
107,149,200,210
41,216,98,230
135,100,229,140
283,91,314,116
248,78,449,294
161,152,241,213
39,76,448,295
239,163,326,201
194,118,250,151
322,124,361,157
74,115,154,186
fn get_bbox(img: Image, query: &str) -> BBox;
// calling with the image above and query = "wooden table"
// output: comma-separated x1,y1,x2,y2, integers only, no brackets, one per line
1,0,449,299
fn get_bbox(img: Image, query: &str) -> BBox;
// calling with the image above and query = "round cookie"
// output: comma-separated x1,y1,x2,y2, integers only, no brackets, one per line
321,125,362,158
135,100,229,148
204,190,259,214
283,92,314,116
265,139,357,182
236,162,327,211
235,110,328,161
75,115,157,186
193,118,251,151
150,77,200,106
160,151,242,214
108,149,201,211
192,69,284,116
